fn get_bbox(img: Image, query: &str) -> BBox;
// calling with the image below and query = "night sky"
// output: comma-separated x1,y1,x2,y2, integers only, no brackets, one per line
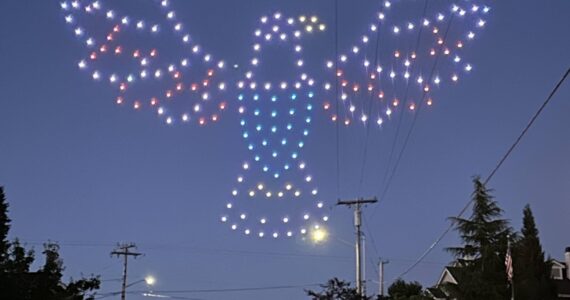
1,1,569,299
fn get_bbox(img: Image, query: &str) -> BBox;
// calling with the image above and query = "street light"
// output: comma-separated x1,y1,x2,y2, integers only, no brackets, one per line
310,227,328,244
144,275,156,286
126,275,156,288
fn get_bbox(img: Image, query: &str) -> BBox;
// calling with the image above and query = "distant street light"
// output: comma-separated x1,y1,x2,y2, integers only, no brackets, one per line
310,227,328,244
144,275,156,286
126,275,156,288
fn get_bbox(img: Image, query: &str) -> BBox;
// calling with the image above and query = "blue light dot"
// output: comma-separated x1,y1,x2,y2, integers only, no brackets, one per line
248,144,254,150
256,125,262,131
289,109,295,115
291,94,297,100
308,91,314,98
305,117,311,123
274,173,280,179
303,130,309,136
271,96,277,102
254,94,259,101
240,120,246,126
284,164,290,170
298,142,304,148
271,126,277,133
254,109,260,116
292,152,298,159
243,132,249,138
262,140,268,146
281,139,287,145
263,166,269,172
306,104,313,110
271,111,277,117
255,155,260,161
287,124,293,130
238,94,244,101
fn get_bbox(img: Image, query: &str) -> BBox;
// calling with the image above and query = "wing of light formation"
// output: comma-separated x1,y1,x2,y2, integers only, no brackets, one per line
322,0,491,127
220,13,330,240
60,0,229,126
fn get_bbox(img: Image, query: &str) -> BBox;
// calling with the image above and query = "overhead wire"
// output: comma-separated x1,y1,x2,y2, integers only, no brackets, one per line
393,66,570,280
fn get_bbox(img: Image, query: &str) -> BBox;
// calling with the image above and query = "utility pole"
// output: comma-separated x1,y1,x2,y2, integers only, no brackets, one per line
379,259,389,297
111,243,143,300
337,197,378,297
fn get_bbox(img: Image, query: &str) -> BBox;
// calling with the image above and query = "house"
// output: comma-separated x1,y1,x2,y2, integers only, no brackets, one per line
426,247,570,299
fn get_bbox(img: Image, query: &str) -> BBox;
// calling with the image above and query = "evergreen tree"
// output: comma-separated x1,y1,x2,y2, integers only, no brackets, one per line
0,187,100,300
0,187,10,268
513,205,557,300
444,177,512,300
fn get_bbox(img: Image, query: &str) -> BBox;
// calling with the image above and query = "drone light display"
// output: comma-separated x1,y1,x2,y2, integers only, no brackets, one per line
61,0,229,126
61,0,491,240
322,0,491,127
220,13,329,239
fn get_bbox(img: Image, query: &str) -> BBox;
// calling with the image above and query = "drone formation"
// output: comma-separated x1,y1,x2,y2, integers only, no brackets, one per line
61,0,491,239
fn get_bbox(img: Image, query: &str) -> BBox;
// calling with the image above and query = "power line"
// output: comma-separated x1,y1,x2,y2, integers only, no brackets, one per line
127,283,323,294
376,11,456,213
394,66,570,280
334,0,341,197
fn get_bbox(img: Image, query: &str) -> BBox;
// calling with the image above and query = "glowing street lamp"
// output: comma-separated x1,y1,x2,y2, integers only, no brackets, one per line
310,227,328,244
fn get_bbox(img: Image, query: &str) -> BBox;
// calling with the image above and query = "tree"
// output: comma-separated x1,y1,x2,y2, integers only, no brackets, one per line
0,186,100,300
444,177,512,300
307,278,371,300
513,205,557,300
0,186,11,268
385,279,430,300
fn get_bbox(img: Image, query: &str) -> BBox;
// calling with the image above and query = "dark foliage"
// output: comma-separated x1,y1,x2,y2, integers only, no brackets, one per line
444,178,513,300
0,186,100,300
513,205,557,300
307,278,371,300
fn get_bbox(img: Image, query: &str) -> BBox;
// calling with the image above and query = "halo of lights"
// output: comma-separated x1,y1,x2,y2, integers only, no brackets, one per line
61,0,228,126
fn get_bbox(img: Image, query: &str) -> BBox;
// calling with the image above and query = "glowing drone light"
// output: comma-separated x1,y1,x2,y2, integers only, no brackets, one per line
220,12,329,239
62,0,228,126
323,0,491,126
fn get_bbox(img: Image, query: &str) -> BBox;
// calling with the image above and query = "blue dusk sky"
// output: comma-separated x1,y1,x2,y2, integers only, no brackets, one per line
0,1,569,299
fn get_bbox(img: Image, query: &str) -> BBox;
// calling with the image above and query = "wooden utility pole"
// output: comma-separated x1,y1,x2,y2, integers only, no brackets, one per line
111,243,142,300
337,197,378,297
